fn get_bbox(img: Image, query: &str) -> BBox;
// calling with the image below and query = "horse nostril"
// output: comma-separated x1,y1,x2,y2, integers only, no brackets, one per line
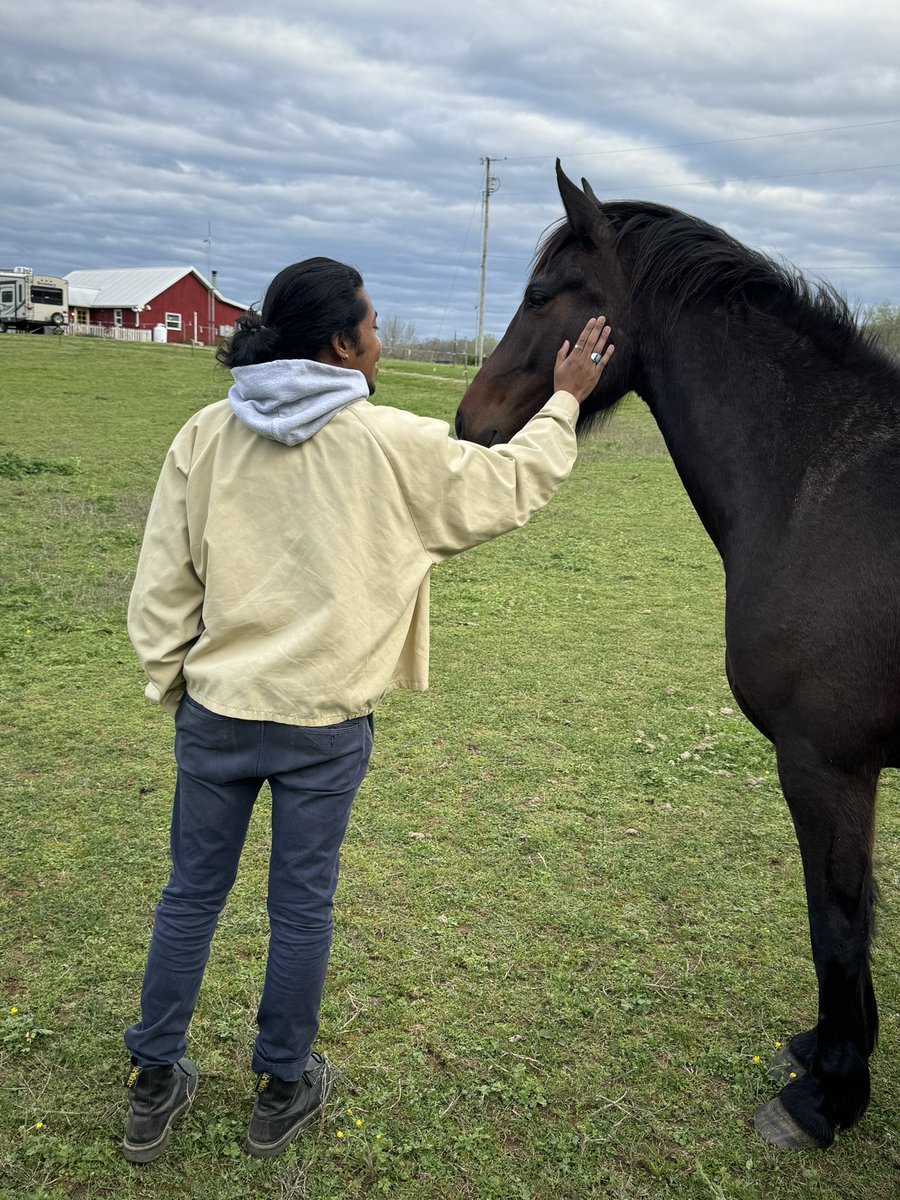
454,412,465,439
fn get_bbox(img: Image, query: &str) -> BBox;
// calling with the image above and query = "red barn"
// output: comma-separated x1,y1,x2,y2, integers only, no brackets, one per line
65,267,247,345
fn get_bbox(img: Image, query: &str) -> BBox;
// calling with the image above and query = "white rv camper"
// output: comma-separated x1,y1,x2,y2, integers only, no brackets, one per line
0,268,69,332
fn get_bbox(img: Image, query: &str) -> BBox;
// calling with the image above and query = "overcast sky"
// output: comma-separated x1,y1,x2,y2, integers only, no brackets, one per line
2,0,898,339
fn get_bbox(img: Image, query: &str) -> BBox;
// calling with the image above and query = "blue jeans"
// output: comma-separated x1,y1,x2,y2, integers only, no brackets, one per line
125,696,373,1080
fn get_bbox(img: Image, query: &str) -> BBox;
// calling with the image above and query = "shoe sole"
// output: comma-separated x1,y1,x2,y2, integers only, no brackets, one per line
244,1071,334,1159
123,1074,199,1164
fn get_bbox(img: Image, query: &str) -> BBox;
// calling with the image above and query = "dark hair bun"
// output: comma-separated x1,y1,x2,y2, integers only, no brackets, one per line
218,309,280,367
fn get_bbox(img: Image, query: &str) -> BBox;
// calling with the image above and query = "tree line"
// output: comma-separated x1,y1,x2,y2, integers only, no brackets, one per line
379,314,497,365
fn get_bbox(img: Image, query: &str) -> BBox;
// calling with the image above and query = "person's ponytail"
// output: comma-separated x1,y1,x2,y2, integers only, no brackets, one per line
216,309,281,368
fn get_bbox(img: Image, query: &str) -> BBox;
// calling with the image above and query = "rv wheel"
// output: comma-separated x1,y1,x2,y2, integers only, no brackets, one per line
50,312,66,326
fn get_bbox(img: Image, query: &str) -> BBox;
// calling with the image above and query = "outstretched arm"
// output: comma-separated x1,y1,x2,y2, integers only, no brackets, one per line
375,318,615,563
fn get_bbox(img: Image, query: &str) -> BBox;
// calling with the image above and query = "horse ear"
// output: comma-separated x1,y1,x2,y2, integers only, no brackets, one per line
556,160,610,244
581,177,600,207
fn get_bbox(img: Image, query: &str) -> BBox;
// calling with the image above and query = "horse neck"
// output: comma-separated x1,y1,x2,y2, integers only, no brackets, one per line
634,307,815,561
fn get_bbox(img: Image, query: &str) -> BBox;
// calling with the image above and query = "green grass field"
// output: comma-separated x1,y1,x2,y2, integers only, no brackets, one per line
1,335,898,1199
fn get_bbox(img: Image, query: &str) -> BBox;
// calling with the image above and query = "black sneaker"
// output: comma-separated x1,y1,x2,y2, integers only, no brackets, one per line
122,1057,199,1164
244,1053,334,1158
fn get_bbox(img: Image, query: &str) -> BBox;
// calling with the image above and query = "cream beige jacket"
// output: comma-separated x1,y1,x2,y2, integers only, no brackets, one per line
128,390,580,725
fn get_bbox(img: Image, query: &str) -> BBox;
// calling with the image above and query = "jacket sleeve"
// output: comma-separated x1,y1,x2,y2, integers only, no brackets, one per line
374,390,580,563
127,432,204,717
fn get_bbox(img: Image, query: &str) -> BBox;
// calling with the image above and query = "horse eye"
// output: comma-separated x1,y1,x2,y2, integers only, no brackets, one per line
526,290,549,309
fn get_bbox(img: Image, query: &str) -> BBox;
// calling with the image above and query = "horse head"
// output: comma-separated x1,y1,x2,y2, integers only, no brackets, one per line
456,162,635,446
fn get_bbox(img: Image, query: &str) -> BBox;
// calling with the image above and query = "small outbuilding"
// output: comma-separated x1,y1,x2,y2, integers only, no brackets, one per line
65,266,247,345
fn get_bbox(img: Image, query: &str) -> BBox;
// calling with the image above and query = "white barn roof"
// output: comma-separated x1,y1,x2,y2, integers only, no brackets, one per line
64,266,245,310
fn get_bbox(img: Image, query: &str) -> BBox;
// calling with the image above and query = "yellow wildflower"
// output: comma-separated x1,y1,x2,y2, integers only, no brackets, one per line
9,1007,17,1015
752,1055,760,1064
789,1072,797,1080
336,1130,344,1139
35,1122,44,1130
774,1041,782,1049
355,1119,362,1127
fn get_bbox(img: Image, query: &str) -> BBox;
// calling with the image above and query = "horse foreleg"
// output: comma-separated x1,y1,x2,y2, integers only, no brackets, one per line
754,745,879,1150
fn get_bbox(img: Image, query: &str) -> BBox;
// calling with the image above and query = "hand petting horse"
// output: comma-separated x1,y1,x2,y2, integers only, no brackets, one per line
456,162,900,1151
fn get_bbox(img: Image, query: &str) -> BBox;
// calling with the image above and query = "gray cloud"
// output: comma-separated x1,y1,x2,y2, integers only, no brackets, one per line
2,0,898,338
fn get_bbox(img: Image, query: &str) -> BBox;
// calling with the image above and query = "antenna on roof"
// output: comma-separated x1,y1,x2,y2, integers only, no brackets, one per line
203,221,214,347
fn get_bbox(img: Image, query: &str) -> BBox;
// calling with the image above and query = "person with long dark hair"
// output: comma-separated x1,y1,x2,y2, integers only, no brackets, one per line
122,257,613,1163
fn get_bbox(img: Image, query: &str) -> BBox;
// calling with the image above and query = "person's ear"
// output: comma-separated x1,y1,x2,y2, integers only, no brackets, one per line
330,332,351,361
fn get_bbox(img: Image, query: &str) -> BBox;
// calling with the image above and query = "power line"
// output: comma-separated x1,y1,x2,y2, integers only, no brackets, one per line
486,160,899,211
433,189,482,343
628,160,900,191
477,123,900,317
504,118,900,163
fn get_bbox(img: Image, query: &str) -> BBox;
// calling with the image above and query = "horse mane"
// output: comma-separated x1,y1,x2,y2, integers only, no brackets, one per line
533,201,895,374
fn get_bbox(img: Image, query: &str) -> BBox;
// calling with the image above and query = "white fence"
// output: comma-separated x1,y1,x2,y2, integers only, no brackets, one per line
67,323,152,342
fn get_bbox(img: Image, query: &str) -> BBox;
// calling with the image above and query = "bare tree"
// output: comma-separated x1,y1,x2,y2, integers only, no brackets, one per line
380,314,417,356
862,301,900,360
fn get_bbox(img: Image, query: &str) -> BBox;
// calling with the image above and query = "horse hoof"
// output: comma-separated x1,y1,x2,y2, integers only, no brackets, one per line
767,1045,806,1083
753,1097,827,1149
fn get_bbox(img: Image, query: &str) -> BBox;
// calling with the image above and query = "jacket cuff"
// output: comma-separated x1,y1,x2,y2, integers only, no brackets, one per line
543,390,580,423
144,679,185,717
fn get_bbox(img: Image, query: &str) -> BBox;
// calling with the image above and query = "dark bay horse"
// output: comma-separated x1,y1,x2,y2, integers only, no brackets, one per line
455,162,900,1150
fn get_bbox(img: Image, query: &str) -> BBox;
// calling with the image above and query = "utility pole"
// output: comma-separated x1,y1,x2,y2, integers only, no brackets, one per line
475,157,501,368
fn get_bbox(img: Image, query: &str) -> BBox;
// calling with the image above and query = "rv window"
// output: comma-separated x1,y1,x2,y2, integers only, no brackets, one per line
1,289,13,303
31,287,64,306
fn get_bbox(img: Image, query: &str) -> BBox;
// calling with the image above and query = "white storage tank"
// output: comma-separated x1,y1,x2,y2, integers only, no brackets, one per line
152,324,168,343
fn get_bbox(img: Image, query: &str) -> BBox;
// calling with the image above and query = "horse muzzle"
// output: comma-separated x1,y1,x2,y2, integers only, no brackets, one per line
454,410,501,446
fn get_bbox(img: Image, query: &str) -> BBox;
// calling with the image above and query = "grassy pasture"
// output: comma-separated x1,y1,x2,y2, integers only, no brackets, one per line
0,334,898,1199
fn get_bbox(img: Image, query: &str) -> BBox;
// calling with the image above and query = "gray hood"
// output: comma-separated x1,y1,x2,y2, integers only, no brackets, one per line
228,359,369,446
